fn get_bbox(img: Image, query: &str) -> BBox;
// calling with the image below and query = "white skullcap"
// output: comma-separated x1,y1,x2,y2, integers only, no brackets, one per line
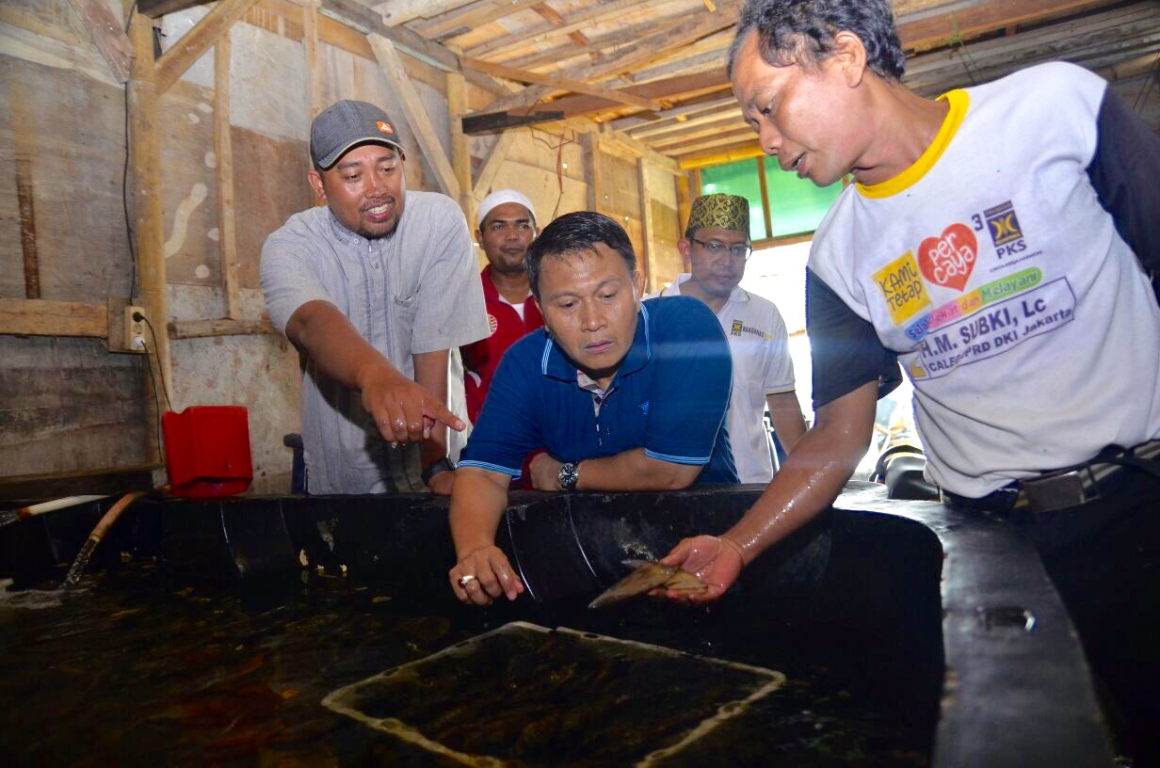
477,189,537,228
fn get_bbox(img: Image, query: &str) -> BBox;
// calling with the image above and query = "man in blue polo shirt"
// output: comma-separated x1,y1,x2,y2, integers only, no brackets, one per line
448,211,737,606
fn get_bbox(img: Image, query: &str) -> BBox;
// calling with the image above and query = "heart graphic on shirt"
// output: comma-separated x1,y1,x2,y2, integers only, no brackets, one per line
917,223,978,291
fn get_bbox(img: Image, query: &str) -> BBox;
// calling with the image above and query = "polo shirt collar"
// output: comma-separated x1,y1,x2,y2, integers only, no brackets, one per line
540,302,652,383
327,208,364,245
666,273,749,303
480,262,533,303
480,265,500,302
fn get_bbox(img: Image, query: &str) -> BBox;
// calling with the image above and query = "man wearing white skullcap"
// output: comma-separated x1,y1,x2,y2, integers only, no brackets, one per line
461,190,544,440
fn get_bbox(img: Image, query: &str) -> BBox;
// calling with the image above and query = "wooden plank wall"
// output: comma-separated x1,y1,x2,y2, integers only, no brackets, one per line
0,336,148,476
0,0,687,491
645,160,684,290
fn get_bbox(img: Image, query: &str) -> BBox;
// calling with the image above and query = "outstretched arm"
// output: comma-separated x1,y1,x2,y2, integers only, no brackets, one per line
529,449,702,492
661,381,877,602
448,467,523,606
285,300,465,445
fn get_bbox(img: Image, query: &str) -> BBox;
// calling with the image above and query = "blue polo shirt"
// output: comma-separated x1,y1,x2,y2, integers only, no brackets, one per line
460,296,738,484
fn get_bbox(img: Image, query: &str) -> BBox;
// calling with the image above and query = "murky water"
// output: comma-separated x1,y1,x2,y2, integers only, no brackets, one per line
0,561,931,766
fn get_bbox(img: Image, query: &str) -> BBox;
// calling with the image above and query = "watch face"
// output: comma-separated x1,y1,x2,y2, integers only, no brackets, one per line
559,462,578,491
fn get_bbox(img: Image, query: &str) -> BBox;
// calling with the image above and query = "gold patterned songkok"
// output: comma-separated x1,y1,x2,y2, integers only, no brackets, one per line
687,193,750,235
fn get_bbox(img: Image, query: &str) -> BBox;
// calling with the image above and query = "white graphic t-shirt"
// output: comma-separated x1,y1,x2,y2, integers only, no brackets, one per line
809,62,1160,497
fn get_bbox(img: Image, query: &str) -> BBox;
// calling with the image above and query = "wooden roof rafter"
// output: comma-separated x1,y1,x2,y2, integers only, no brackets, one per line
502,12,691,72
628,105,742,139
369,0,477,27
460,0,677,60
467,2,740,117
460,56,664,110
416,0,547,41
462,68,730,132
613,94,737,132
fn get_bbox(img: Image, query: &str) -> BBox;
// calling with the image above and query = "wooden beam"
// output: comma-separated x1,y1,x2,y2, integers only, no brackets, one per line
626,43,730,85
637,157,654,291
651,120,751,149
320,0,513,96
420,0,543,40
214,30,242,320
532,2,591,48
447,71,476,227
678,143,765,170
473,4,740,116
0,299,108,338
583,132,601,212
304,0,324,119
676,172,692,237
139,0,216,17
461,57,663,111
473,128,518,200
756,156,772,240
323,0,456,69
15,156,40,299
609,132,684,175
468,69,730,124
902,4,1160,94
506,13,689,73
464,110,565,134
614,95,736,133
463,0,652,59
168,318,278,339
66,0,132,83
369,34,461,200
664,126,756,155
154,0,257,95
631,107,741,140
128,10,169,461
374,0,472,26
375,0,476,27
898,0,1110,53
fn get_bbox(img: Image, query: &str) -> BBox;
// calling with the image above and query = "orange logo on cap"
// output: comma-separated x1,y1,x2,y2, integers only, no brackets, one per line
376,121,394,135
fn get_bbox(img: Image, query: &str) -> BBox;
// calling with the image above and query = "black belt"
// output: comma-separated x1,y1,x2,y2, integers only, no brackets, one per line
943,440,1160,515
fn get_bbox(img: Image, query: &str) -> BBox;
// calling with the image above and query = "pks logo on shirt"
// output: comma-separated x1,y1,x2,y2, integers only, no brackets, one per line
730,320,743,337
980,200,1028,259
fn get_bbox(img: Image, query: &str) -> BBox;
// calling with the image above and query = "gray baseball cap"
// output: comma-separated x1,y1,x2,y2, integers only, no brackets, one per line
310,100,405,170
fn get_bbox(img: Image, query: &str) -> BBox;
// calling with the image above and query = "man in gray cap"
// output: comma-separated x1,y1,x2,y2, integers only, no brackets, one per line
261,99,489,495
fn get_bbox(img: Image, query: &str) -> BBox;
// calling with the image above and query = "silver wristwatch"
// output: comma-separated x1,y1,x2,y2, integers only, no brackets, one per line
558,461,580,492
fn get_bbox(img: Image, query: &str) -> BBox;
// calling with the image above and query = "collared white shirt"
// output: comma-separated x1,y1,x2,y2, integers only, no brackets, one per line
656,275,796,483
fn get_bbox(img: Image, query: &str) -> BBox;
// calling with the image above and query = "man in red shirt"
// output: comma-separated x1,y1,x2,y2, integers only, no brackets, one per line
462,190,544,425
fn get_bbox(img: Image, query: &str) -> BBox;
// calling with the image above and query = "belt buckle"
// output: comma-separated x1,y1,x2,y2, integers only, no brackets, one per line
1022,470,1092,514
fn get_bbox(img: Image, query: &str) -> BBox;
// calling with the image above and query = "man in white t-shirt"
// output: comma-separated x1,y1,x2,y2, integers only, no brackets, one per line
656,193,805,483
657,1,1160,763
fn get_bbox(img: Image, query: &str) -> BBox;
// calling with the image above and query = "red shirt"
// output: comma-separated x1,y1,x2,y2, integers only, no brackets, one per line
462,265,544,424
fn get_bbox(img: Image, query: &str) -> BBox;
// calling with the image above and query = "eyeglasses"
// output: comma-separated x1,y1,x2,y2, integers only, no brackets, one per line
690,237,753,260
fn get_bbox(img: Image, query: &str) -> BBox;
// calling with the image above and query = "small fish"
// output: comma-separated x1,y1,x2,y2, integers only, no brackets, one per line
587,559,707,609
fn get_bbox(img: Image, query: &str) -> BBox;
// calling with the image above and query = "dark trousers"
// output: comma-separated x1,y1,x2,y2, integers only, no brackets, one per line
1027,471,1160,765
